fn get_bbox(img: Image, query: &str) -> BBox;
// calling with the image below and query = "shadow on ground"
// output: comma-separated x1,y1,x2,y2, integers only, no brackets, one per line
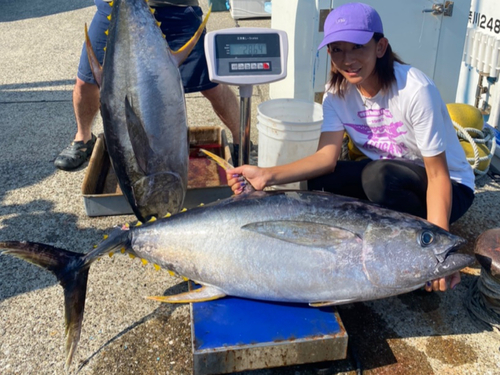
0,80,76,103
0,0,93,22
78,283,190,374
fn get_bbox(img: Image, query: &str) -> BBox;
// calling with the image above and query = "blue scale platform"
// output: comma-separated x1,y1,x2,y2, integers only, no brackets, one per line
189,283,348,374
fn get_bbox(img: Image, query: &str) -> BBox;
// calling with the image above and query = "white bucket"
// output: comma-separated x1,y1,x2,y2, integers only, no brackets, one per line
257,98,323,190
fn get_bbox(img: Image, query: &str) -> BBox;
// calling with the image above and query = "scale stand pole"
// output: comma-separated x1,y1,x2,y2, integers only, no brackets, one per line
238,84,253,166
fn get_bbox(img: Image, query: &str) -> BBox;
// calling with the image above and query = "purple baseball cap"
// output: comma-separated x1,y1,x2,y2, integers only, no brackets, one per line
318,2,384,50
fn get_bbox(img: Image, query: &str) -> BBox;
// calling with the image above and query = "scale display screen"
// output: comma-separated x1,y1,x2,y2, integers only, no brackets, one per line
205,28,287,85
215,33,281,58
228,43,267,56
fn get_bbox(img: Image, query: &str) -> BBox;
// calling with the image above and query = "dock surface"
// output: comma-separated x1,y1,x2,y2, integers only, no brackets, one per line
1,1,500,374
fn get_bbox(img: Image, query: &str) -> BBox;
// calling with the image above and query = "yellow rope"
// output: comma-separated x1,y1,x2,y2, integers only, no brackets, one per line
452,120,496,179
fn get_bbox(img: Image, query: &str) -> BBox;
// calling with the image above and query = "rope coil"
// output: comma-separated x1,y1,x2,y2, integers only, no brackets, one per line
453,120,497,179
465,269,500,337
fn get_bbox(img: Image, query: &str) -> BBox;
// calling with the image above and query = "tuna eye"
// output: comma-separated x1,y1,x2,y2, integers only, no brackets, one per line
419,231,434,247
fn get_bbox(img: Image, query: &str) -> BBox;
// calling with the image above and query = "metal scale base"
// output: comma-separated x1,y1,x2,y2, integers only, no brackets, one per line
189,283,348,375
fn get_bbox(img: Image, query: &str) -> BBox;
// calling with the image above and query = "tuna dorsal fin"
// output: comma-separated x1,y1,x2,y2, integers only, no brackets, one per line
170,6,212,66
242,221,362,249
124,96,152,175
146,285,226,303
84,23,103,87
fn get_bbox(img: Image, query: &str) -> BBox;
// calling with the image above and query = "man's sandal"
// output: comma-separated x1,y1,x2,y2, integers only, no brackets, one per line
54,134,97,171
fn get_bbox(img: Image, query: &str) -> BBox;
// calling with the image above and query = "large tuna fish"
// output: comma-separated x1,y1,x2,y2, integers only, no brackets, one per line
0,190,473,368
85,0,210,222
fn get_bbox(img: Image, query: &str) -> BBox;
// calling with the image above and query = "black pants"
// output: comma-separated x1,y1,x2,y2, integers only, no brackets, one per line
307,159,475,224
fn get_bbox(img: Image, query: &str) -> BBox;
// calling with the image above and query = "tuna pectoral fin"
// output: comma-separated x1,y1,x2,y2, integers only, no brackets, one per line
124,96,152,175
171,7,211,66
84,23,103,87
0,241,89,369
242,221,361,248
146,285,226,303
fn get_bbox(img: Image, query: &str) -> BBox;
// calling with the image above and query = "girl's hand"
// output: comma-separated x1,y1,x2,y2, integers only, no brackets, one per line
226,165,267,194
425,271,461,292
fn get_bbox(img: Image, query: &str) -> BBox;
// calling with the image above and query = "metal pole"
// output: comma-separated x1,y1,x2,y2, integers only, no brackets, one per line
238,85,253,166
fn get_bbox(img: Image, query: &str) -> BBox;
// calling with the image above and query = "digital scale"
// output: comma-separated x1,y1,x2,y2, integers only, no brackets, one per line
204,27,288,166
189,28,348,374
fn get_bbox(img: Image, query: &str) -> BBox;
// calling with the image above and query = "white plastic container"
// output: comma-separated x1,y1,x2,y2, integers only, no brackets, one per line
229,0,271,20
257,98,322,190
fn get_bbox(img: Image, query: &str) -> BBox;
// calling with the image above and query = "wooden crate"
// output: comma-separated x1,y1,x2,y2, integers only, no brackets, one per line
82,126,233,217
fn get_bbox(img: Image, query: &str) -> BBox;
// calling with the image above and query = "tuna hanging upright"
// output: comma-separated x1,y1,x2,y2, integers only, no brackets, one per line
86,0,210,222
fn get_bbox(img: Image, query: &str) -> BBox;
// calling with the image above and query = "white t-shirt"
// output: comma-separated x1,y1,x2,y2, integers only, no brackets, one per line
322,62,475,191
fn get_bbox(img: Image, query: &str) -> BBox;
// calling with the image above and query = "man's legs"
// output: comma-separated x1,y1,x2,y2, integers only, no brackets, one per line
53,79,100,171
201,84,240,143
54,0,110,170
156,6,242,160
73,78,100,143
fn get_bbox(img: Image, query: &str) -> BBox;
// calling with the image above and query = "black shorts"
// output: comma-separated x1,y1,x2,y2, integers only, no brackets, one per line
307,159,475,224
77,0,217,93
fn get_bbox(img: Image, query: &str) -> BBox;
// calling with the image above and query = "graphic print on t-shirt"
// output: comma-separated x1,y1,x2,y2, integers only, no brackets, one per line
344,108,408,159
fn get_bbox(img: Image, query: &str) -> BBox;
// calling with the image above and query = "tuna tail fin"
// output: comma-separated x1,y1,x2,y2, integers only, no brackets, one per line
171,6,212,66
85,23,103,87
0,241,90,369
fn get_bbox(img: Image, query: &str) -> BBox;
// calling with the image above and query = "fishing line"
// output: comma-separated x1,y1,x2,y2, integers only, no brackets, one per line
465,268,500,338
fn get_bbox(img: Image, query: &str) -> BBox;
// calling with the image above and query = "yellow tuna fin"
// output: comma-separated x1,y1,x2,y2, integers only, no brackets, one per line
200,148,234,171
309,299,356,307
171,7,211,66
146,285,226,304
200,148,255,193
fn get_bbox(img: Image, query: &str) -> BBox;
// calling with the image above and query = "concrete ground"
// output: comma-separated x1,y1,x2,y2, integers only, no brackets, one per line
1,1,500,374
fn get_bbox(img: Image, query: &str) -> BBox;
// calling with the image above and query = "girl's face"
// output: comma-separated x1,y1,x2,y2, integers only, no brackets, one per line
328,38,388,93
